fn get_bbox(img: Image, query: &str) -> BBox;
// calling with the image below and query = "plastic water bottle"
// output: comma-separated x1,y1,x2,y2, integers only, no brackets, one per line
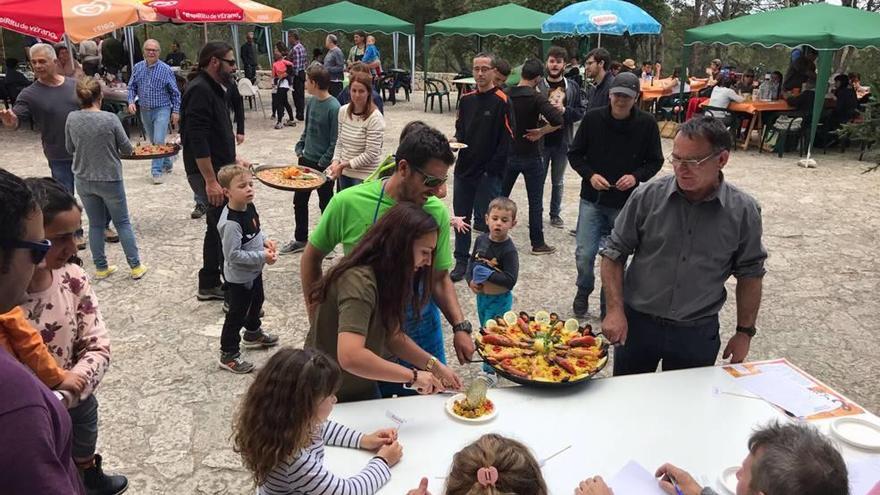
758,75,769,101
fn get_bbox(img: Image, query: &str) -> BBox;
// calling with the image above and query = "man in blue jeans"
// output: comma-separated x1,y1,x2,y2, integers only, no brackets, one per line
128,39,181,184
502,58,563,255
449,52,511,281
537,46,586,229
1,43,115,247
567,72,663,318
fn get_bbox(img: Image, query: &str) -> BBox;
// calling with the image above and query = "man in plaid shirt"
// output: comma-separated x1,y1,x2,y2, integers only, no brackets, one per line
286,31,307,121
128,39,181,184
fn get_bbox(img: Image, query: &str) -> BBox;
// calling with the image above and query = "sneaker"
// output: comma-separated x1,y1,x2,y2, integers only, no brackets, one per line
550,216,565,228
76,235,87,251
568,229,577,237
163,166,173,174
284,119,296,127
130,265,148,280
531,244,557,256
222,301,265,317
218,353,255,374
197,286,225,301
190,203,208,219
95,265,118,280
80,454,129,495
450,262,467,282
104,227,119,243
242,329,279,349
572,291,589,319
279,240,307,255
274,122,284,129
152,175,165,185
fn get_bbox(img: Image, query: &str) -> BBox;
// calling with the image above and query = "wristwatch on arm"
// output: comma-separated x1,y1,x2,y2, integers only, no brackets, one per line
735,325,757,337
452,320,473,334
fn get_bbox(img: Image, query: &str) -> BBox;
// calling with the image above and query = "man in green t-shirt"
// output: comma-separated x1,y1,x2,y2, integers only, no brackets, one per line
302,124,476,367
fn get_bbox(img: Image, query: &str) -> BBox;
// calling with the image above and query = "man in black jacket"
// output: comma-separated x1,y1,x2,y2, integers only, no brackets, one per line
450,52,511,281
538,46,586,229
502,58,564,255
240,32,258,84
181,41,244,301
567,72,663,318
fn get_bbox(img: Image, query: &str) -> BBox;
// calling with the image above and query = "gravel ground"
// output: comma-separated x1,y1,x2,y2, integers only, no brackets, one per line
2,90,878,494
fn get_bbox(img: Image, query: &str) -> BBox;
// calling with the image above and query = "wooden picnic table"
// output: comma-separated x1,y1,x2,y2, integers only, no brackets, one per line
700,98,794,150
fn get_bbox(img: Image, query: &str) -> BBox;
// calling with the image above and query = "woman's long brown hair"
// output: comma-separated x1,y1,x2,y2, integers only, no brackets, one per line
346,71,376,119
445,434,549,495
309,202,438,332
232,347,341,486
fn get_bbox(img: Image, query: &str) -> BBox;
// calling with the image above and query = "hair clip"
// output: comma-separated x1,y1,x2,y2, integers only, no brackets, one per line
477,466,499,487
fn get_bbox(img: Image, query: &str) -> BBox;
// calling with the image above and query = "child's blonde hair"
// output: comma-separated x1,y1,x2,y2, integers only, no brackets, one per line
487,197,517,221
217,164,250,189
445,434,548,495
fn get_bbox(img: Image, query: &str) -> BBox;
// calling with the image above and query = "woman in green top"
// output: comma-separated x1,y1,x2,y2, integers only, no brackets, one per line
307,203,463,402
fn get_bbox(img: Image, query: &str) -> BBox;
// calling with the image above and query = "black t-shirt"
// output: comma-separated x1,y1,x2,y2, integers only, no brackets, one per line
544,79,567,147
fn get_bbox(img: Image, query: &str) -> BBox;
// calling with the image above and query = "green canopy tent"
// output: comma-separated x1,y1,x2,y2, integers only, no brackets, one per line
282,1,416,77
423,3,560,79
682,3,880,164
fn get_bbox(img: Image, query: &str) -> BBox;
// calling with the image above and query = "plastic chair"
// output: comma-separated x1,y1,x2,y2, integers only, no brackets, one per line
237,78,266,118
424,78,451,113
760,111,807,157
702,105,739,143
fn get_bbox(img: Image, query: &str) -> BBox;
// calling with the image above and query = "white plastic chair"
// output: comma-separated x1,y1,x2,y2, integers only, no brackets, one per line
237,78,266,118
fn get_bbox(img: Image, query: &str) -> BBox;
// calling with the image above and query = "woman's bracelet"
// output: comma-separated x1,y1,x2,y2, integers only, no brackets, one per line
404,368,418,386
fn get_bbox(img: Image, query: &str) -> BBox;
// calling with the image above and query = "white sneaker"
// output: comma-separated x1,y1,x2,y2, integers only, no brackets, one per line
152,175,165,185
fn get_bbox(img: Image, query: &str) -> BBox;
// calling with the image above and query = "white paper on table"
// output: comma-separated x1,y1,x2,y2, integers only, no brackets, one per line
848,458,880,495
734,362,838,418
608,460,666,495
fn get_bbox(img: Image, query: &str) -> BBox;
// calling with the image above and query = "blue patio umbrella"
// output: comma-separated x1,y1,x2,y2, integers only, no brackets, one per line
542,0,661,46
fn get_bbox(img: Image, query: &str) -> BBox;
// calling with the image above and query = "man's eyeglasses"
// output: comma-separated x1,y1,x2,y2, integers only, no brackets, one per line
667,152,720,169
2,239,52,264
218,57,237,66
411,166,447,188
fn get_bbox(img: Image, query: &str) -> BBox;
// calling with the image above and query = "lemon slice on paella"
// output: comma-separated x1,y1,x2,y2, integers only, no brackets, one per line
534,310,551,325
485,319,498,330
503,311,519,326
564,318,580,333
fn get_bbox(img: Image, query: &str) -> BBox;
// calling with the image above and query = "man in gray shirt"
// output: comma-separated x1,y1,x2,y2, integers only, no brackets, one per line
599,116,767,375
0,43,115,245
323,34,345,97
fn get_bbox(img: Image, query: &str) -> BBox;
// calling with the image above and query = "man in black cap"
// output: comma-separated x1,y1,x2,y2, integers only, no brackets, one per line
567,72,663,318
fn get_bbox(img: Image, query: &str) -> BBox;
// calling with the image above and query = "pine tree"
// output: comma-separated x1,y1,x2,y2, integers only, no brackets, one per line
836,100,880,173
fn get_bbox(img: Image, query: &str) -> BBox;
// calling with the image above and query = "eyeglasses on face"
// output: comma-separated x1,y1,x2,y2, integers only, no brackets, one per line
411,166,447,188
218,57,237,66
667,151,721,169
2,239,52,264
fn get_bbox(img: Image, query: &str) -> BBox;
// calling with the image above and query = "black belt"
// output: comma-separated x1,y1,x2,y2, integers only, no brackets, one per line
626,306,718,328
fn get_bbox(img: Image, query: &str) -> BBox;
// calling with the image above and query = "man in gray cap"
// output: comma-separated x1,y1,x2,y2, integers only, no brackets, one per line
567,71,664,318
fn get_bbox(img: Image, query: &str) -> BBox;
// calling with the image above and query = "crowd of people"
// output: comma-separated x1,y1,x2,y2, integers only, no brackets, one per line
0,31,867,495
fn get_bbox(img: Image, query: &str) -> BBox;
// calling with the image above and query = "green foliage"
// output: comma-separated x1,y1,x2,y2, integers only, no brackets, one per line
836,101,880,172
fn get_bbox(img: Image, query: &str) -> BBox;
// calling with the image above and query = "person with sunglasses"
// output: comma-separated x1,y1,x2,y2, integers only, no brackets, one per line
301,124,477,390
599,116,767,376
0,168,85,494
181,42,248,304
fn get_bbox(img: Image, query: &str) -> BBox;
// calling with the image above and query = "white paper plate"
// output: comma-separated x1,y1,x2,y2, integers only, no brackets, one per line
445,393,497,423
830,417,880,451
718,466,739,494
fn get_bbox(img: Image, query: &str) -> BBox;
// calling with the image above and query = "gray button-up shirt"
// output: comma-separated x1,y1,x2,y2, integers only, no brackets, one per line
600,173,767,322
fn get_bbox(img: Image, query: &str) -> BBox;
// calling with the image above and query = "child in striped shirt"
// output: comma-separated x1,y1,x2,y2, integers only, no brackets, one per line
234,347,403,495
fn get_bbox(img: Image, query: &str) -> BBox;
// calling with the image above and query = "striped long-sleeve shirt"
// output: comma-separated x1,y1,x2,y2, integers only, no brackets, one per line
333,105,385,181
258,421,391,495
127,60,181,112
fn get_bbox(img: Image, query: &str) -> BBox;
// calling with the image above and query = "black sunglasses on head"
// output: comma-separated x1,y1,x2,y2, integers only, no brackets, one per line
410,166,447,188
2,239,52,264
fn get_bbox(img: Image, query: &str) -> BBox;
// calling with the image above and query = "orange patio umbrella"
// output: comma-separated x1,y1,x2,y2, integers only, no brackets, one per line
138,0,280,24
0,0,158,43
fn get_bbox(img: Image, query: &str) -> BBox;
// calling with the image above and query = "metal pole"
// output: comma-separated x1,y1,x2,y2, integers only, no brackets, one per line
410,34,415,77
127,26,135,73
393,32,399,69
232,25,241,65
264,26,272,64
203,23,208,44
598,32,602,48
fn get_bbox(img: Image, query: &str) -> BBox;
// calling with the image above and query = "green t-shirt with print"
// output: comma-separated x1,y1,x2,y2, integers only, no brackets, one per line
308,179,453,271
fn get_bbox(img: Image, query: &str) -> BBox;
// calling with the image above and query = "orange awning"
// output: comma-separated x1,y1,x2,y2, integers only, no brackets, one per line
0,0,158,43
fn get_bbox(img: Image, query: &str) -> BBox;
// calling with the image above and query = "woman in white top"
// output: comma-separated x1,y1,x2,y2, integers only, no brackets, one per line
328,71,385,190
